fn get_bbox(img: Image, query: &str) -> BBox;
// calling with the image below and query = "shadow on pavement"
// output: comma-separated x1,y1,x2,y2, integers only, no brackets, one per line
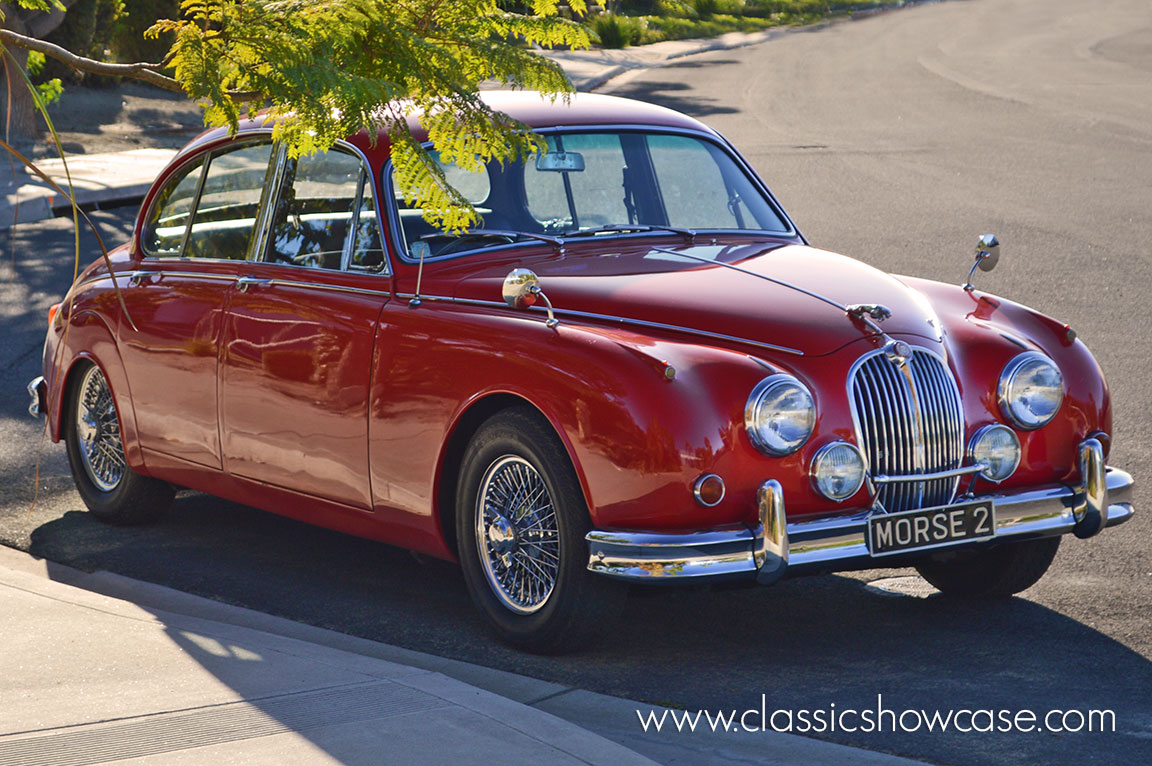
607,75,740,118
23,499,1152,766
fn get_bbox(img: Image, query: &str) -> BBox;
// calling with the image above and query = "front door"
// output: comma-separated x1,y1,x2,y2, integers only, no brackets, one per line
219,147,389,510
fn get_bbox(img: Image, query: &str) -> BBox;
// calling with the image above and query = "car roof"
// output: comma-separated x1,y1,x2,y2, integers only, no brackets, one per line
176,90,718,161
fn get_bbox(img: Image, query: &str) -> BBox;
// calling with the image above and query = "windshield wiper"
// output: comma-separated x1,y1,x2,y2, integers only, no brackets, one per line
559,223,696,239
420,229,564,257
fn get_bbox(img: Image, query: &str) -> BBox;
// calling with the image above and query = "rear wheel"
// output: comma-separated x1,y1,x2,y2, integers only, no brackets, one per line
65,362,173,525
915,536,1061,598
456,407,616,653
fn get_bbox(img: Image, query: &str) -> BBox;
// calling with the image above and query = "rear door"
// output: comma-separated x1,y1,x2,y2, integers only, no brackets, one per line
119,140,274,469
219,145,389,510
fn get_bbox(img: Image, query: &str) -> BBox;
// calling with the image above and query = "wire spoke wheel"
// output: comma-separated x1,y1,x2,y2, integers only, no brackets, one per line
475,455,560,615
74,365,125,492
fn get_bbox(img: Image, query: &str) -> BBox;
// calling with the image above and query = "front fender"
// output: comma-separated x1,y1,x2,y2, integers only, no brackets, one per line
368,303,777,536
43,306,148,474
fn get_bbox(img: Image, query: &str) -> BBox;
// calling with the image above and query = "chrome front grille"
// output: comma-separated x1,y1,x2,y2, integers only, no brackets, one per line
850,349,964,513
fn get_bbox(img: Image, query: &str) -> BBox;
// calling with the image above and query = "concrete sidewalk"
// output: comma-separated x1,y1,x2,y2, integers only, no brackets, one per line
0,547,656,766
0,546,930,766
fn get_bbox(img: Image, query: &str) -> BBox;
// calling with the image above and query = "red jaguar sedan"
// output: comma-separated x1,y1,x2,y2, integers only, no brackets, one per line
27,91,1134,652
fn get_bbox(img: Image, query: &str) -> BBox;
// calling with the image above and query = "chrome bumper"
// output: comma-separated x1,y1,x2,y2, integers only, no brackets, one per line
27,376,46,418
586,440,1134,584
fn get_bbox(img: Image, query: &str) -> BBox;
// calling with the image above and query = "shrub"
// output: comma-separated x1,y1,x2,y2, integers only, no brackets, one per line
592,13,646,48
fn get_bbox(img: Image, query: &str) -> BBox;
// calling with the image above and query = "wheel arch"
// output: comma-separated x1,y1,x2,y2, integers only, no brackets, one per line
433,391,589,560
49,309,148,474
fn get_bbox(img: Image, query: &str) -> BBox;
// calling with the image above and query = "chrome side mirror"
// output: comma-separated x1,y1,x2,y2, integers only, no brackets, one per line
975,234,1000,272
963,233,1001,291
502,268,559,328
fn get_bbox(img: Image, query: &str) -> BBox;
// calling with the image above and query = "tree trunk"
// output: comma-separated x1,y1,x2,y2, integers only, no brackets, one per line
1,1,80,144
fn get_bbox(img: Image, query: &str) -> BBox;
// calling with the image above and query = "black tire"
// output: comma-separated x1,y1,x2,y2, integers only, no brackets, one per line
65,362,173,525
456,406,618,654
915,536,1061,598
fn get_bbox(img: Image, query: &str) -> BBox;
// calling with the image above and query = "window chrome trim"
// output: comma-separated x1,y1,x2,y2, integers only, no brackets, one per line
248,143,289,263
140,135,391,277
383,123,803,266
392,292,805,356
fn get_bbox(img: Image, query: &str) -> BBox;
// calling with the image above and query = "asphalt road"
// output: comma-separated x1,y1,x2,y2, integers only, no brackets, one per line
2,1,1150,764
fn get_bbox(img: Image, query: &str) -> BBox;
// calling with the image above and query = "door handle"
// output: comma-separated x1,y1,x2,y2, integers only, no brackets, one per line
236,276,273,292
127,271,158,286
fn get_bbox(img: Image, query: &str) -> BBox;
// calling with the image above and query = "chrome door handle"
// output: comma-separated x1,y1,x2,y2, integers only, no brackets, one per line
127,270,156,286
236,276,273,292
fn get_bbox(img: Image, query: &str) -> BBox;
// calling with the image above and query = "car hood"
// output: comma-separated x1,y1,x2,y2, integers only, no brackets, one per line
447,240,942,356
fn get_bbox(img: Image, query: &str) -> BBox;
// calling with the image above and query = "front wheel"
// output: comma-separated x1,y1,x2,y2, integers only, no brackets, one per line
456,407,617,653
914,536,1061,598
65,362,173,525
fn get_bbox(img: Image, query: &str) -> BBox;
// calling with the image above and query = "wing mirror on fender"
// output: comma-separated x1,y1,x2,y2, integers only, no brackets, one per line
502,269,559,328
963,233,1001,291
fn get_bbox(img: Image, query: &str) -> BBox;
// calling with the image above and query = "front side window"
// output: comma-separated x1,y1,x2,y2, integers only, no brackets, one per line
264,148,387,272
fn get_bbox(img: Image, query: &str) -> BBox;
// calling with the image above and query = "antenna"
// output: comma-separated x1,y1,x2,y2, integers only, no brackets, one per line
409,241,430,308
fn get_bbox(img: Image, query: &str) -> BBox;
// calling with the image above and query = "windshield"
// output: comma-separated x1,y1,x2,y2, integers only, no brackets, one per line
392,130,790,259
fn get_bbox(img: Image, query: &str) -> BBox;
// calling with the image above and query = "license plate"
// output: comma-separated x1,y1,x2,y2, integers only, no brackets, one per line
868,500,995,557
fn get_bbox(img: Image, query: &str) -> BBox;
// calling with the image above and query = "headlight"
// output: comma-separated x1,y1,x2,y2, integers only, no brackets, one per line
968,424,1021,482
745,375,815,456
811,441,866,501
998,352,1063,429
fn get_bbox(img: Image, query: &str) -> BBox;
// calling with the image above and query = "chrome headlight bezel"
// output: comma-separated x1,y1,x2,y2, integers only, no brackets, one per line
744,374,816,456
998,352,1064,430
810,441,867,502
968,423,1021,482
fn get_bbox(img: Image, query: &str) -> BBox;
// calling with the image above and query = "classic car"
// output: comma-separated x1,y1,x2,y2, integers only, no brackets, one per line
27,91,1134,653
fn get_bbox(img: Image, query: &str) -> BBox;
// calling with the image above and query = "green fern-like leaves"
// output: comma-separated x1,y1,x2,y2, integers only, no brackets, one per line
150,0,590,231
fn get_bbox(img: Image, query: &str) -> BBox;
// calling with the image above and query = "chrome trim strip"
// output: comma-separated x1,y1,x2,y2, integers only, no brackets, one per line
264,279,392,298
77,270,240,293
873,464,987,483
585,465,1134,583
392,293,805,355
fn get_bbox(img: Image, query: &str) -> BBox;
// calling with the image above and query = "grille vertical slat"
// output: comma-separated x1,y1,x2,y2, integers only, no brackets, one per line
851,349,964,514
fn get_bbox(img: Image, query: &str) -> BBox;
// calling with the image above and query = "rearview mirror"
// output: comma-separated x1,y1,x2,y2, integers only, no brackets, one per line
535,152,585,173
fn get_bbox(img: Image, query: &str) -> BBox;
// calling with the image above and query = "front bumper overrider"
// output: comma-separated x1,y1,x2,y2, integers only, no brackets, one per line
586,439,1135,584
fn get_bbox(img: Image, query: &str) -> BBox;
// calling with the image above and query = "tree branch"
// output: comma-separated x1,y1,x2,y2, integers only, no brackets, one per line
0,28,261,101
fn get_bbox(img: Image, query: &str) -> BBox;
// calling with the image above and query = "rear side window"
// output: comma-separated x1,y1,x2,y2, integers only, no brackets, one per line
143,159,204,255
142,141,274,260
185,142,274,260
